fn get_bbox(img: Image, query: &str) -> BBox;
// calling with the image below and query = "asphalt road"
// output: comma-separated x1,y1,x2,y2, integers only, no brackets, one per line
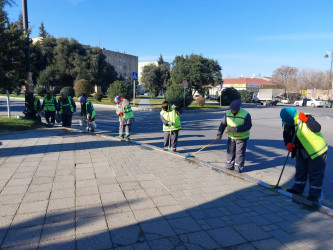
1,98,333,207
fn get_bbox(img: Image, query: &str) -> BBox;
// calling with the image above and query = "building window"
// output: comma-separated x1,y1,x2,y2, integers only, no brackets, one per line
118,58,122,63
123,59,127,64
123,66,127,70
118,65,122,70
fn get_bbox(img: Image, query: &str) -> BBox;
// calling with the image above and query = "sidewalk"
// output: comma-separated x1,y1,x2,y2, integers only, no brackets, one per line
0,128,333,249
137,99,154,111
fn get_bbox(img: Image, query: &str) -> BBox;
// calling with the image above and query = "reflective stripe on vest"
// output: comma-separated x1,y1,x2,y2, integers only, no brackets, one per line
160,108,181,131
86,100,96,119
34,97,39,110
59,97,74,114
43,97,56,111
122,102,134,119
294,114,328,160
226,108,250,139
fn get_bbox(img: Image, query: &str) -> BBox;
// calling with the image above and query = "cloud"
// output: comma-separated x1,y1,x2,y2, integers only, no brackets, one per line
253,33,333,41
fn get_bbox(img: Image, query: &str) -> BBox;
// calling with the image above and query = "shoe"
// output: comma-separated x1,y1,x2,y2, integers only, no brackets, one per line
286,189,303,195
162,148,166,151
91,129,94,132
238,169,243,173
171,149,176,152
226,167,234,170
307,195,319,202
115,136,124,140
125,138,130,142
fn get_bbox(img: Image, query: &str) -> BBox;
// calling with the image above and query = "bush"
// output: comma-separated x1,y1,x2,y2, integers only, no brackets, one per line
14,88,21,95
74,79,94,97
217,87,241,106
52,86,61,96
106,81,132,103
76,92,86,98
94,93,103,102
164,84,193,108
195,97,206,107
34,87,47,97
238,90,252,103
0,88,12,94
60,86,75,98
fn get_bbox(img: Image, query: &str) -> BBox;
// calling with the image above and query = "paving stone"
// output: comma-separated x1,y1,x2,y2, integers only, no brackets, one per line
132,207,163,222
76,216,108,235
251,238,287,250
233,223,271,241
0,203,20,216
41,221,75,242
0,193,25,204
152,195,179,207
158,204,189,219
104,202,132,215
179,230,220,249
140,219,176,240
208,227,247,247
110,225,142,246
100,192,126,204
76,194,101,207
2,225,42,248
76,230,112,249
11,212,45,229
17,200,49,215
129,198,156,211
167,216,201,234
48,198,75,211
39,236,75,250
106,211,137,229
76,205,105,219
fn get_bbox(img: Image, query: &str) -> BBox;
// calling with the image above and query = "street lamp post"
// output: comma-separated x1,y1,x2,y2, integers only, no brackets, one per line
22,0,35,118
324,50,333,103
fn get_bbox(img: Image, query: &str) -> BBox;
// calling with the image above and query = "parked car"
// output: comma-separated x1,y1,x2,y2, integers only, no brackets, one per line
294,98,325,107
281,98,290,104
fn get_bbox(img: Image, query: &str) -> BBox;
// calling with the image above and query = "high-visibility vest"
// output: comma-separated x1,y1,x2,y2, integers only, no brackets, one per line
122,101,134,120
43,96,56,111
58,97,74,114
226,108,250,139
294,113,327,159
86,99,96,119
34,97,40,110
160,107,181,131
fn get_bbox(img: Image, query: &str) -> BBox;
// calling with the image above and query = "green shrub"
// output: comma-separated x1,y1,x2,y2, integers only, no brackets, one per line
74,79,94,97
76,92,86,98
94,93,103,102
60,86,75,98
164,84,192,108
34,87,47,97
52,86,61,96
195,97,206,107
217,87,241,106
238,90,252,103
14,88,21,95
0,88,12,94
106,81,132,103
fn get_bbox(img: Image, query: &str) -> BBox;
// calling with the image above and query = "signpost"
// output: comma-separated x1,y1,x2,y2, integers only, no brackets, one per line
182,80,188,108
132,72,138,105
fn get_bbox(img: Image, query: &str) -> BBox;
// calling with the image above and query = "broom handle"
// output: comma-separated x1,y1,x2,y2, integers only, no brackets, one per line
193,131,228,156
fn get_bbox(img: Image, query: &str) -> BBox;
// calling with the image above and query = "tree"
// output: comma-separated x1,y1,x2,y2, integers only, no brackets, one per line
0,0,26,91
217,87,241,106
170,54,222,96
141,55,170,96
38,21,49,38
106,80,132,103
164,83,192,108
297,69,327,90
73,79,94,97
271,66,298,96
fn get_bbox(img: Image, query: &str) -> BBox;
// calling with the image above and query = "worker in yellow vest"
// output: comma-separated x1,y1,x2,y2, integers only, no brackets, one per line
114,96,134,141
57,92,76,128
33,95,41,113
160,101,182,152
280,107,327,203
79,96,96,132
216,99,252,173
41,91,57,126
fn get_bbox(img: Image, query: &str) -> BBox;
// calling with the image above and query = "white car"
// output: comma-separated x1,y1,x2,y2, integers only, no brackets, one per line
294,98,325,107
281,98,290,104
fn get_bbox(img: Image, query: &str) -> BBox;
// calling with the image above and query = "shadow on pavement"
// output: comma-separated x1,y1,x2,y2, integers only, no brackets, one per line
0,185,331,249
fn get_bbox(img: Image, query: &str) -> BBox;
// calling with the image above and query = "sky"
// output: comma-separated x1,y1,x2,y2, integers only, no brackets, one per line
5,0,333,78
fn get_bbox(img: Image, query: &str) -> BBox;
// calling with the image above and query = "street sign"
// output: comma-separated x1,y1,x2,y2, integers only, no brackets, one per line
182,80,188,89
301,89,307,97
132,72,138,81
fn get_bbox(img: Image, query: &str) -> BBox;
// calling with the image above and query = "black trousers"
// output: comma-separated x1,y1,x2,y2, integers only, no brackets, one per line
61,113,73,128
45,110,55,124
164,130,179,150
226,138,248,171
292,151,327,198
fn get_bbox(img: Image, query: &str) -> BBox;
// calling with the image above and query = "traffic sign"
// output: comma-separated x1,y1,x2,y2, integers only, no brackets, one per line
182,80,188,89
132,72,138,81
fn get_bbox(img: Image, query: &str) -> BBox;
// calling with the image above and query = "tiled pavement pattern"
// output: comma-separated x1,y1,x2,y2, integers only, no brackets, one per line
0,129,333,249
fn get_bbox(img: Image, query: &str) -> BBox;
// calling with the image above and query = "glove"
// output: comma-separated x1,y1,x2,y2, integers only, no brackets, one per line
286,143,295,152
88,117,91,121
172,104,176,109
229,127,237,132
119,112,123,116
168,121,173,126
298,112,308,123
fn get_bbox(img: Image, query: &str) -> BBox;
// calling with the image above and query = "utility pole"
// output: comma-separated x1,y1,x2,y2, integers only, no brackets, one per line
22,0,35,118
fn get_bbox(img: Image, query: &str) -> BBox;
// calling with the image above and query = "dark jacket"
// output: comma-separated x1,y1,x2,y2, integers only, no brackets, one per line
217,111,252,138
57,97,76,114
81,101,93,117
283,114,321,158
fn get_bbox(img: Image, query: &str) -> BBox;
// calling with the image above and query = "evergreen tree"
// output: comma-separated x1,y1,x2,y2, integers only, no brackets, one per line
38,21,49,38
